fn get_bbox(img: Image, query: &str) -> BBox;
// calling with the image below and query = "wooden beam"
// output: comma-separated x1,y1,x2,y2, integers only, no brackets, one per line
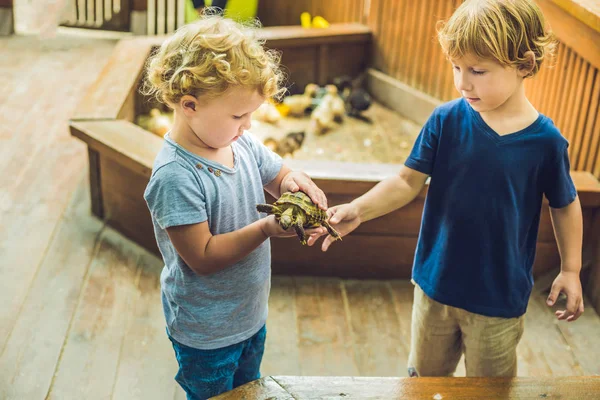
213,376,600,399
366,68,442,126
538,0,600,70
548,0,600,33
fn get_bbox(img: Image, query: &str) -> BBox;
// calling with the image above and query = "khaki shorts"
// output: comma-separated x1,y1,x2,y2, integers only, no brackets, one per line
408,284,525,377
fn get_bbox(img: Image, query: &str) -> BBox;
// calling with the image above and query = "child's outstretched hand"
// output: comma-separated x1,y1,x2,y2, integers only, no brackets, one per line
282,171,328,210
546,271,584,322
307,203,361,251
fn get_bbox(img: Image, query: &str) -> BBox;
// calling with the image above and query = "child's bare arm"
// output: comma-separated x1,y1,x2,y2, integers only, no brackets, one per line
166,216,291,276
353,165,429,223
547,196,584,321
308,165,428,251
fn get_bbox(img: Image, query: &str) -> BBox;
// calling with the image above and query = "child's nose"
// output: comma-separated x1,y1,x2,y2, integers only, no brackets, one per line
456,73,472,91
241,116,252,130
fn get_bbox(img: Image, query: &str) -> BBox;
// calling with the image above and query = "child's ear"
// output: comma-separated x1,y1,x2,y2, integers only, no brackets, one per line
519,51,536,77
180,95,198,114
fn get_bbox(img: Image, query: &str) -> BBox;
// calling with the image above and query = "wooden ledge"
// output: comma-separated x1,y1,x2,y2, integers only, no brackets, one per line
213,376,600,399
70,119,600,208
549,0,600,33
538,0,600,69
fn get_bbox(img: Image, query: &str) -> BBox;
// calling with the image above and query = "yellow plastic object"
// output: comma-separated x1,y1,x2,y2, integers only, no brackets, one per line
275,103,291,117
300,12,312,28
185,0,258,23
224,0,259,22
312,16,330,29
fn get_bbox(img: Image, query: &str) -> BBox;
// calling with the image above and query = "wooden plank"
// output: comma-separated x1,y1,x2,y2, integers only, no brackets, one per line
100,155,159,253
343,280,409,376
272,235,418,279
88,148,104,218
585,208,600,312
70,120,162,176
517,290,582,377
386,280,414,367
294,277,359,376
0,175,104,400
537,281,600,376
537,0,600,70
576,71,600,171
0,7,13,35
367,67,442,125
549,0,600,33
213,376,293,400
262,276,302,376
0,142,94,354
271,376,600,399
111,250,180,400
72,37,158,120
46,228,143,399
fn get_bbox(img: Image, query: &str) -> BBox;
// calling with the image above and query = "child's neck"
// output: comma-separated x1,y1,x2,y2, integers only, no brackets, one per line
479,84,539,136
169,112,232,164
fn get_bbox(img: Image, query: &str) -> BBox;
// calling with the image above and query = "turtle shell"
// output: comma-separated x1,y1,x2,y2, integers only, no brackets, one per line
274,191,327,222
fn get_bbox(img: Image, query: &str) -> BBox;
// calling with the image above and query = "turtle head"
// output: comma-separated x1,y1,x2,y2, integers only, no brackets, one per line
279,215,293,230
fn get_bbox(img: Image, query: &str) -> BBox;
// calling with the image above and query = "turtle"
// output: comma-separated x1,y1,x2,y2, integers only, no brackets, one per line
256,191,342,245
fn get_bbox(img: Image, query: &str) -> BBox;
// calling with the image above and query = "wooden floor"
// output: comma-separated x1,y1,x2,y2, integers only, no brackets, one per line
1,32,600,400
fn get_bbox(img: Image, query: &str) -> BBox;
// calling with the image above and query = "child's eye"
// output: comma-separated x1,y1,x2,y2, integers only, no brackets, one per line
233,115,242,120
471,69,486,75
453,65,460,71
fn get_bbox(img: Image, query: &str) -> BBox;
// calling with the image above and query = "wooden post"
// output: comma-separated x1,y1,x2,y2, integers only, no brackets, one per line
87,148,104,219
0,0,14,36
585,208,600,312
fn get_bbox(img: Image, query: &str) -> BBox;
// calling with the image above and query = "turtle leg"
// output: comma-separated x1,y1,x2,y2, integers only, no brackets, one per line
322,221,342,241
294,221,307,245
256,204,280,215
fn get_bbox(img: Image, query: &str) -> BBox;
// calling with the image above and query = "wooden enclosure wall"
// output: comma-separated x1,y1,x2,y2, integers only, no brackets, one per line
257,0,600,180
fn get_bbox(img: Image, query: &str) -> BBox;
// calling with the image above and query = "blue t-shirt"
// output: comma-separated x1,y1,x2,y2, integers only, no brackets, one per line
144,133,282,349
405,98,576,318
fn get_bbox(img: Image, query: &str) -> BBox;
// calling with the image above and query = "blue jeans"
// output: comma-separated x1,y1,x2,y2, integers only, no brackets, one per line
167,325,266,400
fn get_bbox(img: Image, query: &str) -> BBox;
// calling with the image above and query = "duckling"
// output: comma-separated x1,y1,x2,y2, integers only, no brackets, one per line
253,102,281,124
321,85,345,122
309,98,336,136
147,108,172,137
263,131,305,157
277,131,305,157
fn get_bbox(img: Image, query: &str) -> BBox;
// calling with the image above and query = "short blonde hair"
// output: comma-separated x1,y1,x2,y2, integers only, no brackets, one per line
438,0,556,76
143,12,285,106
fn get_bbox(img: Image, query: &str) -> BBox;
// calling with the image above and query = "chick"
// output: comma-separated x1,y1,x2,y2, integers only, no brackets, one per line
147,108,172,137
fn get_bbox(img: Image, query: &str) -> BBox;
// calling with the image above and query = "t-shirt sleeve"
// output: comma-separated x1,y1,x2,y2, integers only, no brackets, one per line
245,133,283,186
144,162,208,229
404,112,439,176
544,142,577,208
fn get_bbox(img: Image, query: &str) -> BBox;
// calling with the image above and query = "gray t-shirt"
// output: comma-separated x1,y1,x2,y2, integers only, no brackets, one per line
144,133,282,350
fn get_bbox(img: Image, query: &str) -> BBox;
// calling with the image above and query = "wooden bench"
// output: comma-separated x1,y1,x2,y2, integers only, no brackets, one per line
212,375,600,399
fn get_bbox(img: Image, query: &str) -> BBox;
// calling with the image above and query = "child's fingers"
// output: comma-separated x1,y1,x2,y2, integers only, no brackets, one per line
567,299,585,322
321,235,337,252
546,286,561,306
330,208,347,224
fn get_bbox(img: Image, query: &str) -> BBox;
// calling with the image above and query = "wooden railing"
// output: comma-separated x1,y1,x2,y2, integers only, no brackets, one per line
61,0,132,31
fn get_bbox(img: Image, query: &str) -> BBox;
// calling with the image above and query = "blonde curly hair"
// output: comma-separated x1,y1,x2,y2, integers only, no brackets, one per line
438,0,556,77
142,13,285,106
